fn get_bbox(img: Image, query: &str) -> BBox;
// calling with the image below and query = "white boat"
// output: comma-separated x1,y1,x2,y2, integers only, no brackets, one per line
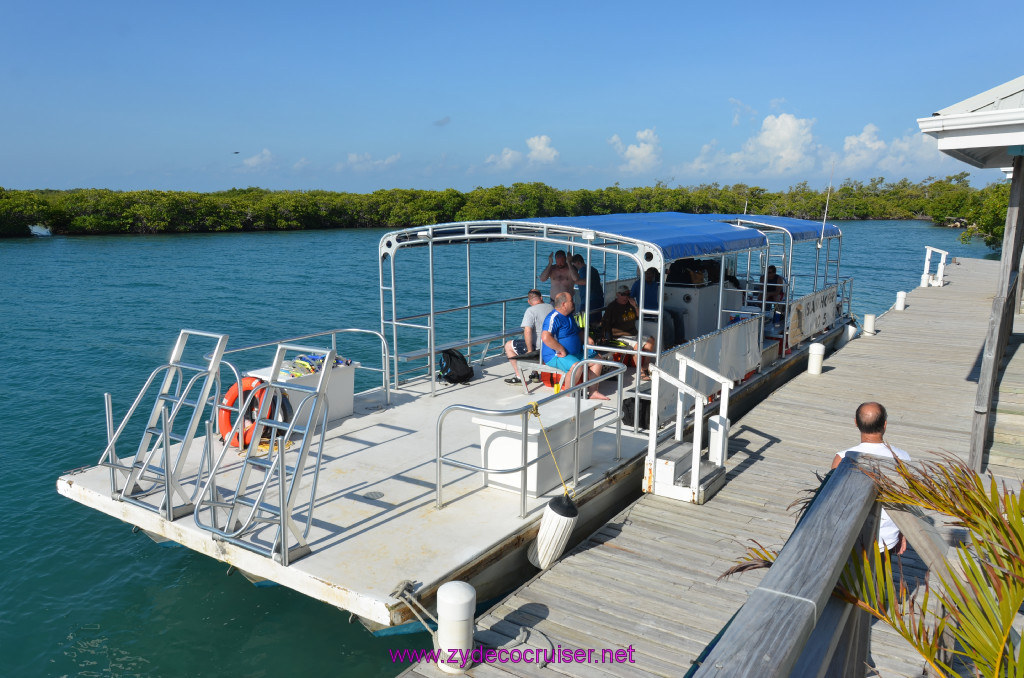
56,212,852,634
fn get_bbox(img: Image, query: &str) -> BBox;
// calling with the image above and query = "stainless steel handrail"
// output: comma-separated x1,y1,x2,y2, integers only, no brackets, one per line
394,294,528,323
435,360,625,518
209,328,391,408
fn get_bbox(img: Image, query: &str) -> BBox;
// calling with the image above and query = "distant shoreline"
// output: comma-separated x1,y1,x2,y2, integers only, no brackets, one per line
0,176,1002,246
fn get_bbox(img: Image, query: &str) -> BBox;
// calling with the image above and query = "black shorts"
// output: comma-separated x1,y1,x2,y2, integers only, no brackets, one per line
511,338,530,355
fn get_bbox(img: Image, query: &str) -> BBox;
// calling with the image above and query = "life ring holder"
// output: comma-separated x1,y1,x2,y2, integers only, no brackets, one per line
218,377,266,448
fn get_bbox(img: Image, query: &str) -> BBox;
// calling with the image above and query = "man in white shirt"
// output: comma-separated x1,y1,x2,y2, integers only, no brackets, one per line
831,402,912,553
503,289,553,384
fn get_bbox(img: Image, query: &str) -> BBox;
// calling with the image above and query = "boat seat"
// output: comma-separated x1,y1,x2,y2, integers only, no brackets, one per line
508,349,567,395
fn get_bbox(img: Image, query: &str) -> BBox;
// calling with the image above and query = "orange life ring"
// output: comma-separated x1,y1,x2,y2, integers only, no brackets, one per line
218,377,266,447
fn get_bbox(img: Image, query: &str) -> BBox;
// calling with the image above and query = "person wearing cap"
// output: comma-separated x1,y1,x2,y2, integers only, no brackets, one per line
603,285,655,380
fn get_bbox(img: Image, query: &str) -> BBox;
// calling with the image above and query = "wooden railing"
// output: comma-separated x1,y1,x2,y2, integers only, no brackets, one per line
693,459,882,677
970,153,1024,471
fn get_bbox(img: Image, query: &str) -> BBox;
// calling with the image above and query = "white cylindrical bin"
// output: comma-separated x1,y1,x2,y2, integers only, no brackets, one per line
807,343,825,375
895,291,907,311
863,314,876,336
436,581,476,674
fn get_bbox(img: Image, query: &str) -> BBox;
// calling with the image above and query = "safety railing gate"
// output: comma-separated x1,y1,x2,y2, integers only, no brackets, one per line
643,356,734,504
98,330,229,521
921,246,949,288
193,344,335,566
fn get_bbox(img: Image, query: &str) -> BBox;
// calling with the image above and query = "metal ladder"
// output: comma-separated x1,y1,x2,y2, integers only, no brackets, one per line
98,330,229,521
193,344,335,566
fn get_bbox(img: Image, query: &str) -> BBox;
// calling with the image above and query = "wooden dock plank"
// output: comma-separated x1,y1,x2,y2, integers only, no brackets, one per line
401,257,1020,677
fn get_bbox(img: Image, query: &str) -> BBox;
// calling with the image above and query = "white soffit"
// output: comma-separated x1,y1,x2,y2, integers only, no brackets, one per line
917,75,1024,169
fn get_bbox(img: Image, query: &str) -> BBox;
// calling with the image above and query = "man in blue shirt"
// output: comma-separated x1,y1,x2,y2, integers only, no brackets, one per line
541,292,609,400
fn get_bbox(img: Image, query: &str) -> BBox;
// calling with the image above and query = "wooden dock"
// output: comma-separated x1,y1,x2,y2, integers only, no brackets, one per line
400,256,1024,678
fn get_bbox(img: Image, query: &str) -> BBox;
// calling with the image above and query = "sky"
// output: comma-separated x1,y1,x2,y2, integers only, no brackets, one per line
2,1,1021,194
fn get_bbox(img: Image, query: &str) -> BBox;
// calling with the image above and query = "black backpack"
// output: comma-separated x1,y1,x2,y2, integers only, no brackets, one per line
438,348,474,384
621,396,652,429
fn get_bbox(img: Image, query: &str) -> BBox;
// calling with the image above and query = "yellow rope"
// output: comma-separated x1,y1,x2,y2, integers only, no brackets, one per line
527,402,574,499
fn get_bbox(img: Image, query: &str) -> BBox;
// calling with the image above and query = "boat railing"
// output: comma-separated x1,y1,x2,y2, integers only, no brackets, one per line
642,356,733,502
692,458,882,676
212,328,391,409
192,344,335,566
434,360,626,518
97,330,229,521
391,294,531,393
921,245,949,288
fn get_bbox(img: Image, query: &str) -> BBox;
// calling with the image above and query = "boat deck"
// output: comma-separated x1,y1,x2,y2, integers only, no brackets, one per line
401,256,1021,677
57,357,649,628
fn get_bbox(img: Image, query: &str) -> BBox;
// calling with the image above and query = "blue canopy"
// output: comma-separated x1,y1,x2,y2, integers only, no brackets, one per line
524,213,769,260
711,214,842,242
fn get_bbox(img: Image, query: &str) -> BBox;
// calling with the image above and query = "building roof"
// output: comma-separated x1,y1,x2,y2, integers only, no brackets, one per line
918,75,1024,169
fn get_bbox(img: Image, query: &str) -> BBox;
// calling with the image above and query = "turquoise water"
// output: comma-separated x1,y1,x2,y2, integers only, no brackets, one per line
0,221,994,676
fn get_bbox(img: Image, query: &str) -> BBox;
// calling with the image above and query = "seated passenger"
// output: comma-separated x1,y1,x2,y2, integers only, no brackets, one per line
503,289,553,384
541,292,608,400
604,285,655,380
763,265,786,303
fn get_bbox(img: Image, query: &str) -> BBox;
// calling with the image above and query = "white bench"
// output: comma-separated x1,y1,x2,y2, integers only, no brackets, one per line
472,398,601,497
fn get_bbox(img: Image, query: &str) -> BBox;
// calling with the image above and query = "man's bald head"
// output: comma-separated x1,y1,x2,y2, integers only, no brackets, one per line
855,402,887,435
553,291,574,312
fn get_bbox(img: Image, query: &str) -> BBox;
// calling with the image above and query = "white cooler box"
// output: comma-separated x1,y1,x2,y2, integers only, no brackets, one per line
247,361,360,423
473,398,600,497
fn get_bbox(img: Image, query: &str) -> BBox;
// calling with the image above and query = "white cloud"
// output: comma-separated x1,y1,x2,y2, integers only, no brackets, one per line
485,135,560,170
609,128,661,174
526,135,559,164
686,114,820,177
839,124,887,171
729,98,757,127
338,152,401,172
242,148,273,170
877,132,946,175
293,157,310,170
485,147,523,170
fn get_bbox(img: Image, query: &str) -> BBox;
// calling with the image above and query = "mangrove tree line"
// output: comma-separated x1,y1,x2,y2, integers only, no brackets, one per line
0,173,1011,248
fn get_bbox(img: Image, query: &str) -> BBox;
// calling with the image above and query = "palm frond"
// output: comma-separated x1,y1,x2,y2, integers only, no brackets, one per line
718,540,779,581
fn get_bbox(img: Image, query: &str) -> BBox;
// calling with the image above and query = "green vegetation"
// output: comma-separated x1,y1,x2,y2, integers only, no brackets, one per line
0,174,1012,247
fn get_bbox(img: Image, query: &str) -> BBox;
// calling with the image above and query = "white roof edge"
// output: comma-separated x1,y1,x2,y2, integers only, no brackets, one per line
934,75,1024,115
918,108,1024,136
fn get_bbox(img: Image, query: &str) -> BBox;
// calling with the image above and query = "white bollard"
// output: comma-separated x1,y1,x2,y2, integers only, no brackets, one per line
862,314,876,336
708,415,730,465
920,273,931,288
895,291,907,311
436,581,476,674
808,343,825,375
